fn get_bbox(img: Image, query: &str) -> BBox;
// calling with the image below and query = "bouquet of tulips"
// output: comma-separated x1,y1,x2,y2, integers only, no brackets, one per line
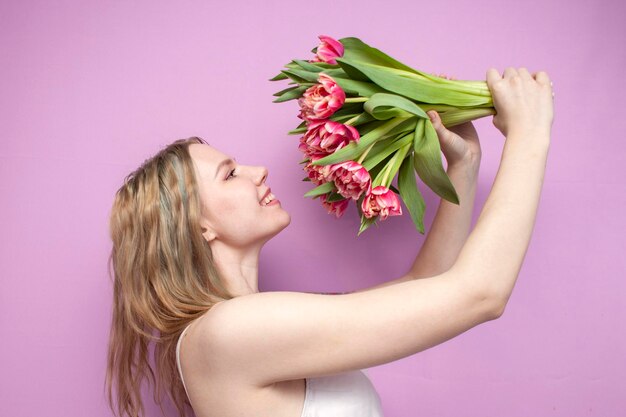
270,35,495,235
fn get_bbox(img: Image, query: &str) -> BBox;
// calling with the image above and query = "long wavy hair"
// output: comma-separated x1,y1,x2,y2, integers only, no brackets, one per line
104,136,235,417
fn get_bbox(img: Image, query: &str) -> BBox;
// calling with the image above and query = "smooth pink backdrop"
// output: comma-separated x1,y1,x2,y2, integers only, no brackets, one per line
1,0,624,416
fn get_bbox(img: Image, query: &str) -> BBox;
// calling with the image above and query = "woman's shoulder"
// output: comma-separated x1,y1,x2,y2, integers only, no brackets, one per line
197,291,347,331
191,291,347,355
179,300,232,374
192,299,229,334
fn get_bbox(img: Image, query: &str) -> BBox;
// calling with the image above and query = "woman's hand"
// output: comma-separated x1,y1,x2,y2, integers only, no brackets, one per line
486,67,553,140
427,74,482,170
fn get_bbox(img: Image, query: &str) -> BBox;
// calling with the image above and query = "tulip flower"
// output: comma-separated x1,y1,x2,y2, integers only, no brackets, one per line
320,194,350,218
301,120,360,155
325,160,371,201
309,34,345,65
361,185,403,220
271,35,496,235
297,73,346,123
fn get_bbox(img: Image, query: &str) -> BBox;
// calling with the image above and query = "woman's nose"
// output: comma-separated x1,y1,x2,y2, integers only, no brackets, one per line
256,166,268,184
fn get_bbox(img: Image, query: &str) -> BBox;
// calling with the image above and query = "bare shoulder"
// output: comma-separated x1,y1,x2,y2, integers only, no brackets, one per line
192,273,498,388
178,300,290,416
178,300,249,388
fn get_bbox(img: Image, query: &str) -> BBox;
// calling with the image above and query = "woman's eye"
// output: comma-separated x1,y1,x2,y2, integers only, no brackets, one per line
226,168,236,180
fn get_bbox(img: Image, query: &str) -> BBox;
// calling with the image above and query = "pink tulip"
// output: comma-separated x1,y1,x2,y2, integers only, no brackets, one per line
309,35,344,65
298,73,345,123
303,154,329,186
298,138,328,161
325,161,371,201
302,120,360,155
361,186,403,220
320,194,350,218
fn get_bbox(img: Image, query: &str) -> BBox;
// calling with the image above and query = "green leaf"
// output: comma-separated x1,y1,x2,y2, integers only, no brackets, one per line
328,102,364,117
364,93,429,119
328,113,359,123
269,72,289,81
340,37,492,96
326,192,346,202
365,106,413,120
358,213,378,236
307,61,337,70
413,119,459,204
315,67,349,79
304,182,335,198
288,126,308,135
293,59,325,73
362,132,413,171
326,76,387,97
273,85,299,97
339,37,426,76
334,58,492,107
383,117,418,137
273,85,309,103
281,68,321,83
398,153,426,234
389,184,400,194
334,57,371,82
330,112,376,127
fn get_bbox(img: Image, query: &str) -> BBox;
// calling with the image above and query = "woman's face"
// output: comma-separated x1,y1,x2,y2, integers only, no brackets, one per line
188,143,291,247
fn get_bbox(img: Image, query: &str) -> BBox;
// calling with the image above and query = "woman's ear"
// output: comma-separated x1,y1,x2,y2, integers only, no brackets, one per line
200,221,217,242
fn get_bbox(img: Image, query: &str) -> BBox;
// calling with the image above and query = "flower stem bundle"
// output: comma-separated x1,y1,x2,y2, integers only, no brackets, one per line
270,35,495,235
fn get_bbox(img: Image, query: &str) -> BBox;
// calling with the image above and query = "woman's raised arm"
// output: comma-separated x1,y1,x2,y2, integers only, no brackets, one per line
187,67,553,387
450,67,553,310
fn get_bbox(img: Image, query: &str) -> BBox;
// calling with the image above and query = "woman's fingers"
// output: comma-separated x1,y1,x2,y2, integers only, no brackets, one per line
503,67,517,79
533,71,552,87
485,66,554,137
486,68,501,88
518,67,533,81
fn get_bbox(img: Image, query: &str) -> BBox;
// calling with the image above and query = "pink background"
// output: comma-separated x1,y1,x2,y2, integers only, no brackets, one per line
1,0,624,416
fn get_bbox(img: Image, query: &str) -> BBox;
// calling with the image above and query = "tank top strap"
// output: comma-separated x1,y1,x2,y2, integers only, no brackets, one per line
176,301,227,402
176,322,194,401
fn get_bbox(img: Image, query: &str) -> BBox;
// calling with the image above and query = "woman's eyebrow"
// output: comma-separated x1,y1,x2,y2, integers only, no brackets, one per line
214,158,236,179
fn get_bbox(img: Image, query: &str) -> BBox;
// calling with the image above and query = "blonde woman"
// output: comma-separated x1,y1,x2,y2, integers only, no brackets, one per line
105,67,554,417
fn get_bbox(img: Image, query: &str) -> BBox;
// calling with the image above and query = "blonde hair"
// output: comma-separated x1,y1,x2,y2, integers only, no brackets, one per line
104,136,234,417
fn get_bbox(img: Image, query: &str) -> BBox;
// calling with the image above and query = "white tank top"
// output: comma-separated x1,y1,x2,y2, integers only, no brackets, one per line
176,322,385,416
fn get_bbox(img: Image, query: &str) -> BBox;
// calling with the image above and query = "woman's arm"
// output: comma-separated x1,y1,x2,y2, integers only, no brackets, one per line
354,119,482,293
352,153,479,294
199,69,552,387
408,160,479,279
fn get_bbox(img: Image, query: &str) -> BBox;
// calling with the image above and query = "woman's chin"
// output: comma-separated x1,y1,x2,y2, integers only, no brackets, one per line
273,211,292,235
279,211,292,229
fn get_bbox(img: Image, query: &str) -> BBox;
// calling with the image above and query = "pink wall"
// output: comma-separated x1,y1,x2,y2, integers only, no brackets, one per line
1,0,624,416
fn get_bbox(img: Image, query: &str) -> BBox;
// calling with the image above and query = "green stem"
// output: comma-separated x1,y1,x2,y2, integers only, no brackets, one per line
379,66,491,97
440,107,497,127
376,142,412,188
379,151,400,187
344,97,369,103
356,141,377,164
343,114,362,126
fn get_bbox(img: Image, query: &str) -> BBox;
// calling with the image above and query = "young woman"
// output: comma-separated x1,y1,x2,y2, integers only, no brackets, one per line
105,67,554,417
